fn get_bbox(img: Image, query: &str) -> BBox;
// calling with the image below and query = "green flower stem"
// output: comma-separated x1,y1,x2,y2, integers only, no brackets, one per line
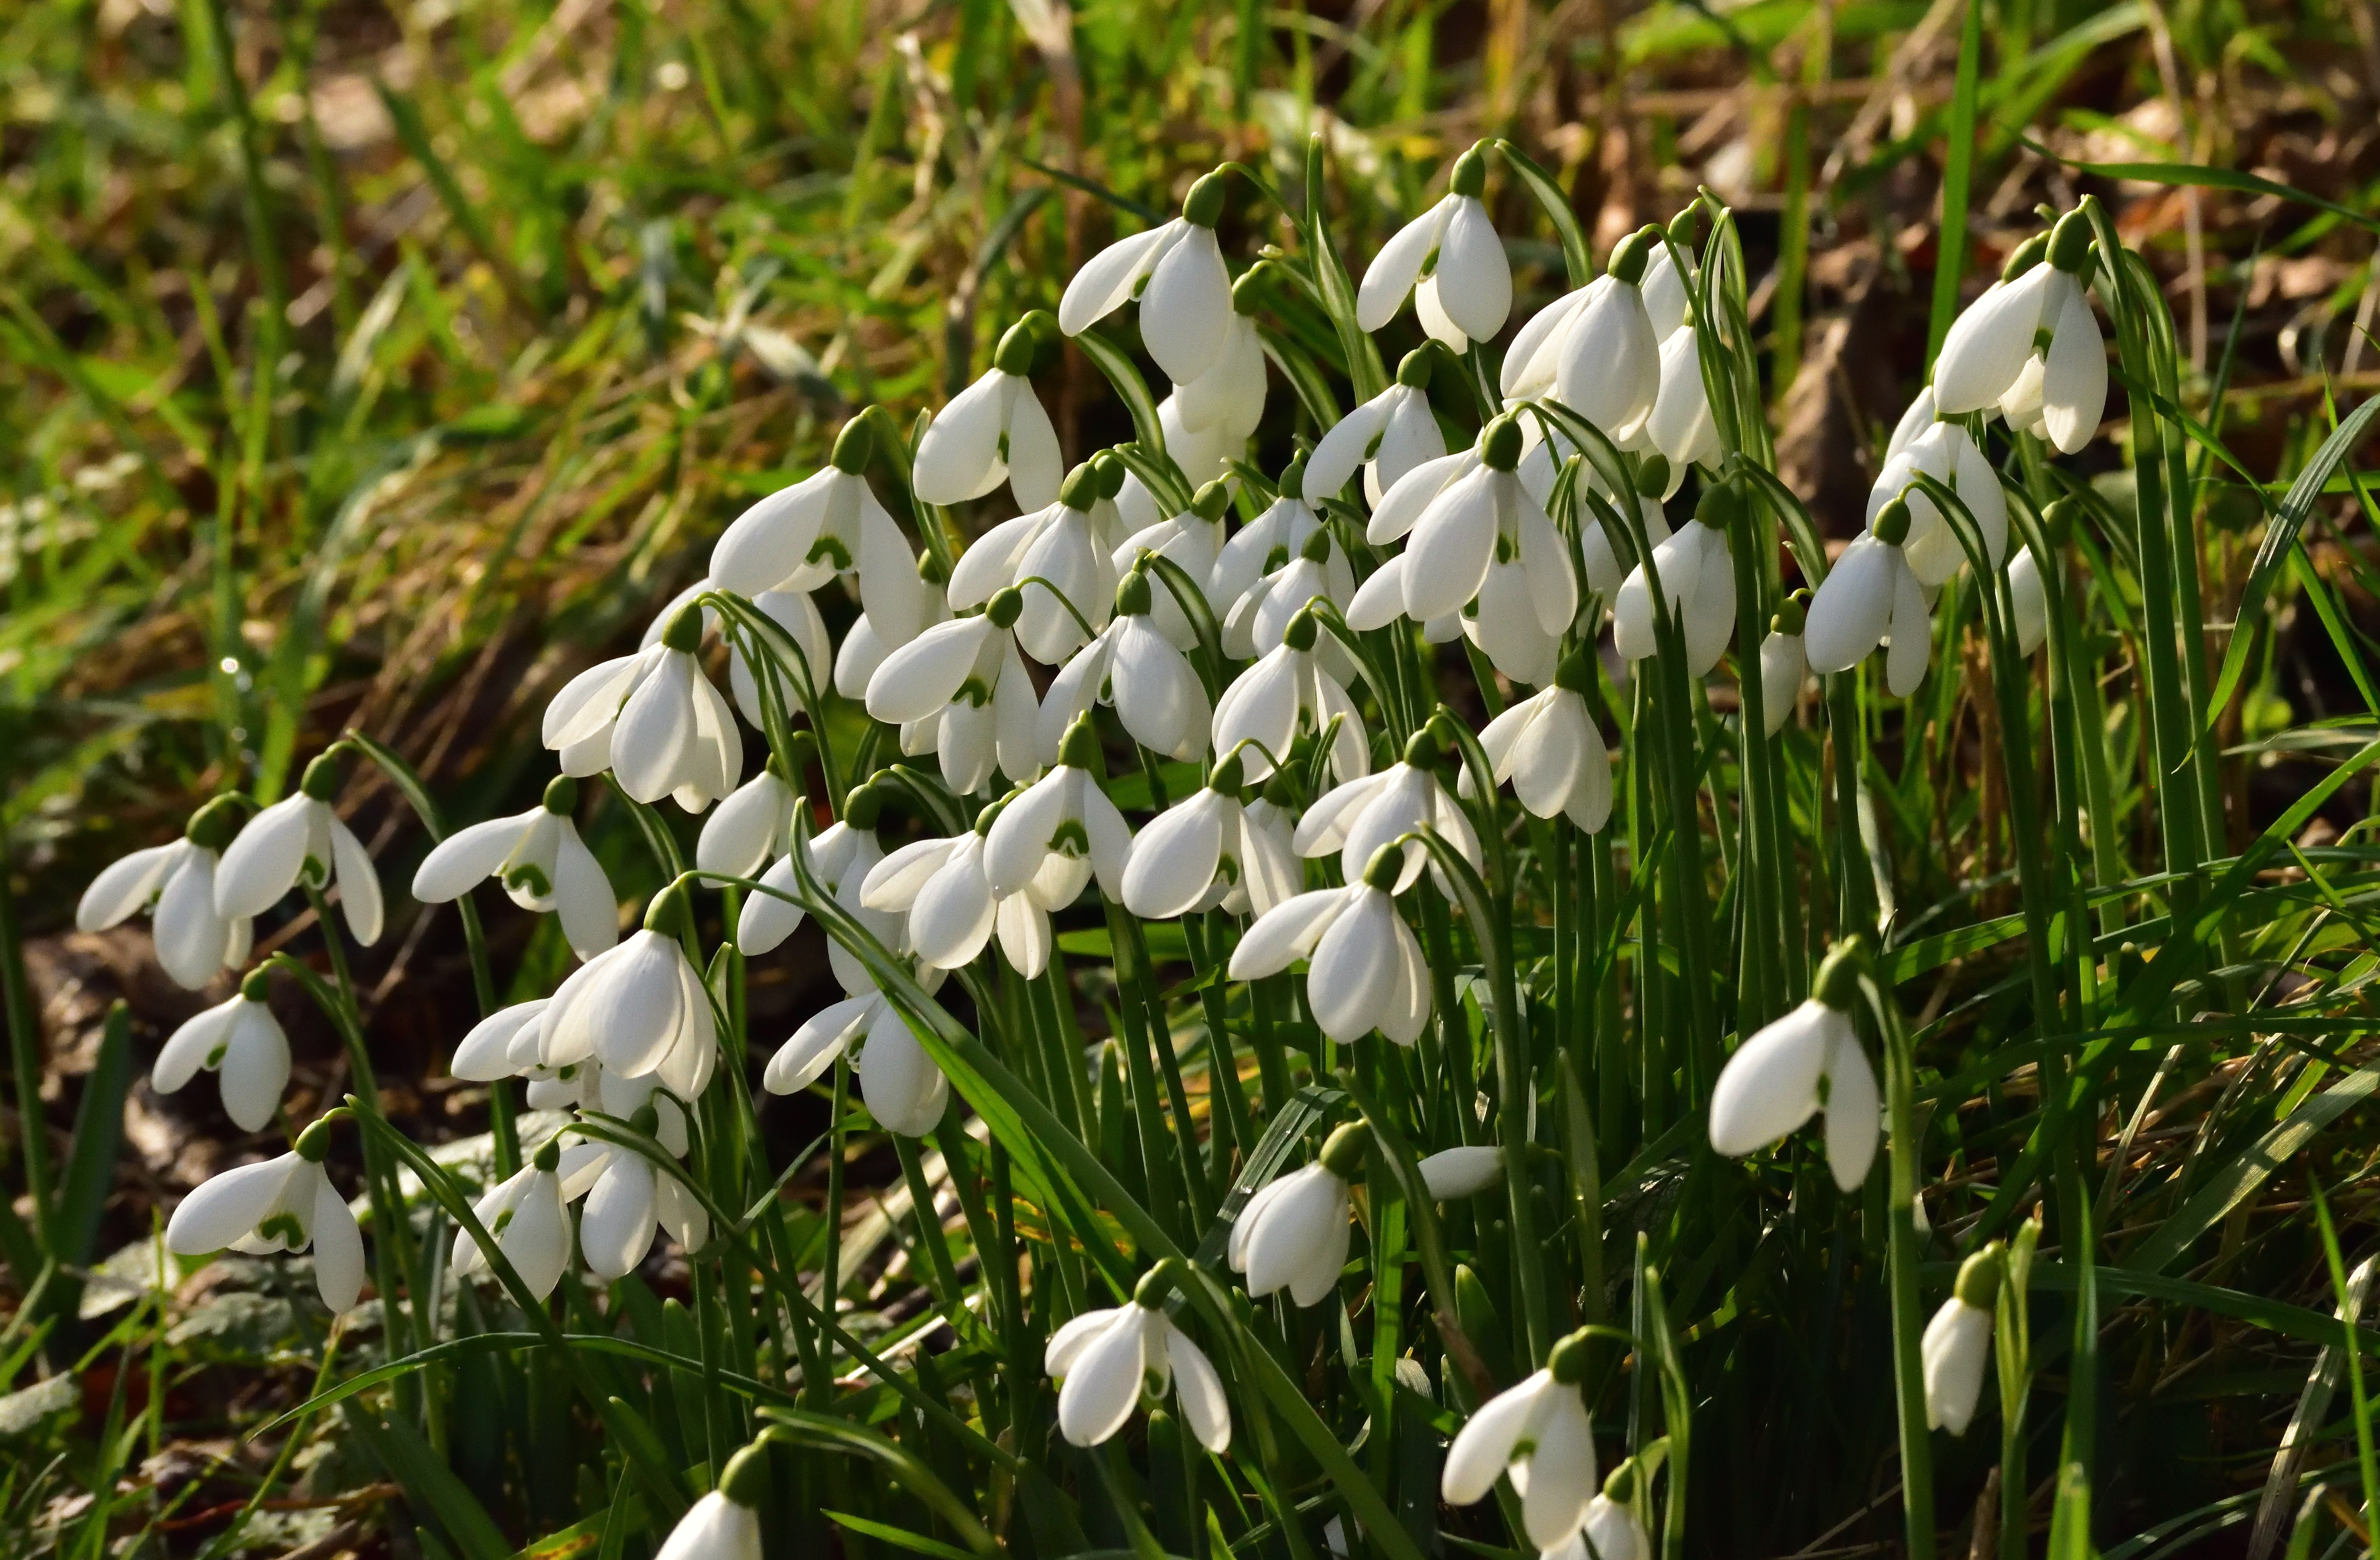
814,1051,850,1405
1860,965,1936,1560
1183,912,1257,1155
1102,900,1205,1234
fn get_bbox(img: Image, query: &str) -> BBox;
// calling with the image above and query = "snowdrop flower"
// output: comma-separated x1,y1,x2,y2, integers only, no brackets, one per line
1885,385,1937,465
1443,1328,1602,1548
1159,390,1244,486
1644,325,1722,470
695,759,802,880
1229,1123,1369,1303
164,1114,364,1312
1471,652,1614,832
1577,458,1674,601
1708,943,1880,1191
1222,505,1358,663
1061,171,1237,385
453,1134,571,1301
1212,607,1371,785
709,418,934,649
1417,1145,1507,1199
1803,496,1932,699
1294,730,1483,895
1365,445,1479,553
1305,350,1448,506
1924,1244,2003,1435
538,884,718,1099
564,1088,707,1278
1869,419,2006,588
214,752,382,944
154,967,289,1132
762,976,951,1136
738,783,889,965
829,554,953,707
949,458,1125,665
1229,845,1431,1046
864,586,1042,795
986,716,1132,910
1934,213,2105,453
449,997,552,1082
1758,592,1812,736
1120,750,1302,920
1112,480,1230,650
1613,482,1739,676
1173,279,1269,448
2009,536,2052,657
913,317,1063,512
77,795,252,990
861,797,1054,977
1387,418,1576,642
1357,145,1512,349
1640,213,1701,340
639,577,836,729
543,606,743,810
653,1447,766,1560
1545,1463,1653,1560
1039,571,1212,764
1047,1262,1230,1452
1518,228,1661,435
412,775,617,960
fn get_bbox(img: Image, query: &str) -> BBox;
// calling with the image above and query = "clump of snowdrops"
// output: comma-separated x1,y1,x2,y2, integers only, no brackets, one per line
79,138,2372,1560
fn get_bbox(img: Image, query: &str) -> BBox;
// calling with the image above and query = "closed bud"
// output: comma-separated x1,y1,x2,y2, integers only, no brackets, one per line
1633,453,1670,496
533,1136,562,1173
1872,496,1913,546
844,783,884,831
1450,145,1489,198
300,752,343,801
543,774,579,815
1814,935,1868,1009
2047,209,2094,273
2000,232,2050,282
660,603,706,653
1191,479,1233,520
994,318,1038,375
1319,1120,1370,1176
1184,170,1228,227
1058,463,1101,511
830,417,873,473
186,793,246,850
1092,449,1128,498
1481,416,1523,471
985,586,1026,628
1396,347,1434,388
1694,480,1743,532
1607,227,1654,286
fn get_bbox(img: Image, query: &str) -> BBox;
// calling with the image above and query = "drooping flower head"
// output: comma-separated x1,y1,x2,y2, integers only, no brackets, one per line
163,1111,365,1313
1443,1326,1603,1548
864,585,1042,795
1038,568,1212,765
78,793,253,990
1212,604,1371,787
1471,650,1615,833
1121,748,1303,922
1305,349,1449,507
1046,1260,1230,1452
1757,590,1813,736
453,1131,573,1302
154,965,290,1132
1802,495,1933,699
949,455,1128,666
652,1444,766,1560
413,774,618,960
214,750,383,944
1228,1122,1371,1304
913,315,1064,513
1061,169,1238,386
543,604,744,811
1229,843,1431,1046
1357,144,1512,349
538,880,718,1100
1934,210,2106,454
1708,938,1881,1191
1923,1243,2004,1436
1613,478,1738,676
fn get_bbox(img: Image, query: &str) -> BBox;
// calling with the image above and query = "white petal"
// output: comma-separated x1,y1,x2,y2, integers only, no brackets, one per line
1884,555,1933,699
1368,450,1473,546
413,814,536,902
1401,469,1497,622
867,618,992,726
1933,268,2053,415
1306,887,1403,1042
912,370,1011,505
452,1000,550,1081
862,836,963,911
2040,282,2107,455
1229,887,1352,978
856,1008,948,1136
1060,224,1177,336
1443,1373,1552,1504
581,1155,659,1280
910,845,998,969
1434,197,1512,343
1142,227,1231,384
78,842,182,932
166,1155,299,1254
552,823,620,959
1357,199,1454,331
218,1006,292,1131
1707,1000,1838,1156
1166,1326,1232,1452
1056,1309,1151,1447
765,995,874,1094
1304,398,1391,502
697,773,791,879
312,1179,366,1311
153,853,233,989
1800,537,1897,674
1419,1145,1504,1199
1823,1031,1882,1191
214,796,314,918
654,1494,759,1560
611,653,697,803
1519,1392,1600,1549
710,469,837,595
1005,384,1064,511
504,1172,570,1300
1047,1307,1126,1378
327,818,382,945
1922,1300,1995,1435
1121,792,1228,920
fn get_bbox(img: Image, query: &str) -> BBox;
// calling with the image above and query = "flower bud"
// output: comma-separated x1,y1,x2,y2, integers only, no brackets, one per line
830,416,873,474
661,603,706,654
1319,1120,1370,1176
1092,449,1128,499
1058,463,1101,511
186,793,246,850
1481,416,1523,472
985,586,1026,628
1396,347,1433,389
1607,227,1656,287
994,318,1039,376
543,774,580,815
1872,496,1913,547
1547,1326,1594,1384
1450,144,1489,198
1184,170,1229,227
2047,209,2094,274
1191,480,1233,521
1813,935,1868,1009
241,965,274,1002
300,752,343,801
1634,453,1671,497
1694,480,1743,532
2000,232,2050,282
844,783,884,831
534,1135,563,1173
1666,204,1699,248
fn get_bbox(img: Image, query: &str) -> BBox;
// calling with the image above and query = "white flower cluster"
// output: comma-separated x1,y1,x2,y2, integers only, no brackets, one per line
86,146,2109,1555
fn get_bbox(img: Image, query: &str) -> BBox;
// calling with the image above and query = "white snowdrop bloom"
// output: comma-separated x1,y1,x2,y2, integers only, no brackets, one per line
542,608,744,811
1305,351,1449,506
1221,511,1358,664
1869,419,2007,588
913,319,1064,512
1552,229,1663,437
860,803,1053,978
1112,480,1230,650
1038,572,1212,765
1576,461,1675,601
1442,1330,1601,1549
1356,146,1512,348
1345,553,1465,649
1047,1263,1230,1452
1470,654,1614,832
2009,538,2052,657
1613,484,1739,676
1417,1145,1506,1199
1924,1246,2003,1436
1228,849,1430,1046
163,1117,364,1312
1461,556,1567,687
1212,608,1371,785
1500,282,1592,403
654,1473,763,1560
1209,467,1348,636
1645,325,1722,471
1174,295,1268,446
1934,215,2104,452
986,718,1132,909
538,888,718,1099
864,587,1042,795
1758,593,1812,736
710,419,934,650
949,458,1126,665
565,1086,707,1279
1159,391,1243,486
214,753,383,944
78,797,253,990
1061,171,1236,384
1120,751,1303,921
1366,446,1480,551
1229,1125,1370,1303
1707,950,1880,1191
639,576,836,729
1640,224,1699,341
738,785,888,964
412,776,617,961
1393,418,1576,637
762,975,951,1136
1545,1462,1654,1560
452,1136,571,1301
1803,498,1933,699
154,968,289,1132
1294,735,1483,896
695,761,801,881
